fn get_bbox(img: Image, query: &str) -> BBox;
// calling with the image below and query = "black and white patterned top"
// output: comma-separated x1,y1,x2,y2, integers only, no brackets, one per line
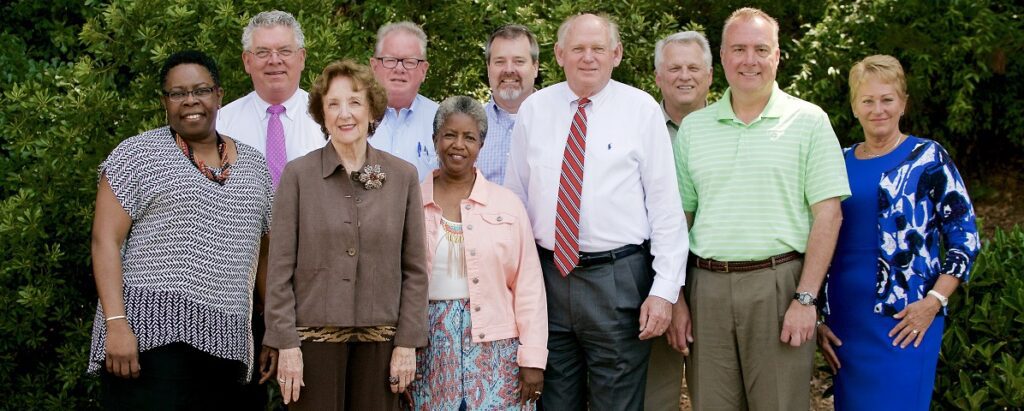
88,126,273,380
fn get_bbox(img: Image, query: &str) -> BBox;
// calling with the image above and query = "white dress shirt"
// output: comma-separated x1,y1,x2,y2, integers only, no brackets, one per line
369,94,440,181
504,80,689,302
217,89,326,161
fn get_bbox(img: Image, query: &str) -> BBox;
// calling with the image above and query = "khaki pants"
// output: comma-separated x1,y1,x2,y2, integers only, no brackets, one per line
644,335,685,411
685,259,814,411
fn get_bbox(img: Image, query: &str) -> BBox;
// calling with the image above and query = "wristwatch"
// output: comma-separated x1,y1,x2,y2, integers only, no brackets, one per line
927,290,949,307
793,292,817,306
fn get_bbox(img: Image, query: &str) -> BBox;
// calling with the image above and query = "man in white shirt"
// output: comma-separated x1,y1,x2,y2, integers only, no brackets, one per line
369,21,440,180
478,24,539,184
504,13,689,410
216,10,324,409
644,30,713,411
218,10,325,191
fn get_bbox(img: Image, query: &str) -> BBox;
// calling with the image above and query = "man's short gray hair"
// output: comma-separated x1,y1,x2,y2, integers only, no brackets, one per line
556,14,620,50
433,96,488,143
242,10,305,50
654,31,712,71
485,24,540,63
375,21,428,58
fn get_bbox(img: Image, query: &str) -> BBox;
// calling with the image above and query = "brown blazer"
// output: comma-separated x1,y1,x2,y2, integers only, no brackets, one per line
264,143,428,349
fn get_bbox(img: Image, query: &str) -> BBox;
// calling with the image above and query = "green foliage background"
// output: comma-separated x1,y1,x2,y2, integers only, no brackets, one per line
0,0,1021,409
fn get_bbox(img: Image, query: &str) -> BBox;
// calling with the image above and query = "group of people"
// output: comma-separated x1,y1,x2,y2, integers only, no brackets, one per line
87,7,980,411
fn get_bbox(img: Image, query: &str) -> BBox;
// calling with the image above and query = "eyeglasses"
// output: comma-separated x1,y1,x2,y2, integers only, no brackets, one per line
375,57,426,70
162,86,218,102
248,48,298,60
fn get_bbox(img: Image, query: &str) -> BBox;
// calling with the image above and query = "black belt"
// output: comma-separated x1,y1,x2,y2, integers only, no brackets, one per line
537,242,647,267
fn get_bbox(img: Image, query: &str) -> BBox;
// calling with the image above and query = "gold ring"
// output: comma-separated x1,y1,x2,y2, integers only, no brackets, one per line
911,329,919,334
534,391,542,395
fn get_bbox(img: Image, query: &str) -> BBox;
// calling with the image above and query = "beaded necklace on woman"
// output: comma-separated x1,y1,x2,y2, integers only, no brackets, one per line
173,129,232,184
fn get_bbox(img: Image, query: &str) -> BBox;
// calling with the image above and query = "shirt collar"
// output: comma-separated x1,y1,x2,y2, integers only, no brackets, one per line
559,80,615,111
422,168,490,207
320,142,382,179
388,94,426,116
716,82,784,123
661,101,679,129
254,89,305,121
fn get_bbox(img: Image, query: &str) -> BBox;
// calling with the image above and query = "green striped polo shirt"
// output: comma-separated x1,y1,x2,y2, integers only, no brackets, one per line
674,83,850,261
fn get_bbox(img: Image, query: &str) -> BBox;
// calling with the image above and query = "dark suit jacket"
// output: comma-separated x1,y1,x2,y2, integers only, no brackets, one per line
264,143,428,349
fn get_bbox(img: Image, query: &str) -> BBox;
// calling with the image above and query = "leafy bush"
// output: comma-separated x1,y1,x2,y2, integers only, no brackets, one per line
789,0,1024,162
1,0,1021,408
937,226,1024,410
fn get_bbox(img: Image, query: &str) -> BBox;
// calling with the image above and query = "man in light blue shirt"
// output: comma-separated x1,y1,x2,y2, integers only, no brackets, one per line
479,24,539,184
369,21,439,180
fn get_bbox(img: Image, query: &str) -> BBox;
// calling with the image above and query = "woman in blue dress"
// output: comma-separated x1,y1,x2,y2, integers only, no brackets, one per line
816,54,980,410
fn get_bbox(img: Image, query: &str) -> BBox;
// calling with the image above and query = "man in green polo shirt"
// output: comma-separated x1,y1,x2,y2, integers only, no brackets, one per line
674,7,850,410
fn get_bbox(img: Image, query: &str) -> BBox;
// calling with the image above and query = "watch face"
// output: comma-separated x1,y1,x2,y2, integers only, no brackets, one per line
795,292,815,305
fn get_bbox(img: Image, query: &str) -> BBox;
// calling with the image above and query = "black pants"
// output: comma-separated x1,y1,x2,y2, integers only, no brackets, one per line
101,342,245,411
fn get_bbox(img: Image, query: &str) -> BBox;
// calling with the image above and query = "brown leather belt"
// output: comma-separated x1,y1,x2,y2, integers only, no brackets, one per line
693,251,802,273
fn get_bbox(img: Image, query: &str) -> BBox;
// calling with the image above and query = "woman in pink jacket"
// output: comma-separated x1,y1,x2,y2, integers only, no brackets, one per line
409,96,547,410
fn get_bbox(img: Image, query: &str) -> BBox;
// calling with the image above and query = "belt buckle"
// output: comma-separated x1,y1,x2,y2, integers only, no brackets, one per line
723,261,729,273
771,255,777,269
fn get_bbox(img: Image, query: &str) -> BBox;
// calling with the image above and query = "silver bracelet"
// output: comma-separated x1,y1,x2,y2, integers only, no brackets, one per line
104,315,127,323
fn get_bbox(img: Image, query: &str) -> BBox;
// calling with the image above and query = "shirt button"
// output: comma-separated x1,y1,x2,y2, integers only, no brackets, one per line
464,204,471,210
469,249,476,256
474,306,481,312
472,277,479,284
347,248,356,256
478,333,485,339
496,216,503,222
467,224,473,230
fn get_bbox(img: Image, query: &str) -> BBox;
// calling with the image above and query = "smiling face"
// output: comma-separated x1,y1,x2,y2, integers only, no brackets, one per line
434,113,482,178
243,25,306,105
370,30,429,108
162,63,224,141
487,35,539,108
853,77,906,142
655,41,712,109
720,17,779,100
322,76,371,146
555,15,622,98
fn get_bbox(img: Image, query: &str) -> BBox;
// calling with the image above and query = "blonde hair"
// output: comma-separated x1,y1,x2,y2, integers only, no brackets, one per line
722,7,779,49
848,54,908,108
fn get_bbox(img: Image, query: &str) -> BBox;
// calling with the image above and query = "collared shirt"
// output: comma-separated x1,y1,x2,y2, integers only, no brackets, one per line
264,144,429,349
478,98,517,184
662,101,680,149
369,94,440,181
675,83,851,261
421,169,548,368
505,80,689,302
217,89,326,161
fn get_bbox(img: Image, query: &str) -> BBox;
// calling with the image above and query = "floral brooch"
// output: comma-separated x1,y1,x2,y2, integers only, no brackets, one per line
354,164,386,190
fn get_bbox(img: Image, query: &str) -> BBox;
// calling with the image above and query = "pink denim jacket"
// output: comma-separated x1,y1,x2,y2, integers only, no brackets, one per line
421,169,548,369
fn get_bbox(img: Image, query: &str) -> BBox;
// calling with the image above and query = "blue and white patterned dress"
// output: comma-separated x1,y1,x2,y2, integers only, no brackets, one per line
825,136,979,410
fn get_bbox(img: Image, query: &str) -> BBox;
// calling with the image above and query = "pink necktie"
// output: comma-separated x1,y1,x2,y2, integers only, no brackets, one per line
266,104,287,191
553,97,590,277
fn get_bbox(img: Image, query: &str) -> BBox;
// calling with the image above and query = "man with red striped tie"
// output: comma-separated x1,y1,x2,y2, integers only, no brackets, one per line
504,13,689,410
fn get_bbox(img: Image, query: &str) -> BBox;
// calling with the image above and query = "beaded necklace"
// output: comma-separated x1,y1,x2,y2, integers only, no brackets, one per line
440,217,467,279
174,130,231,185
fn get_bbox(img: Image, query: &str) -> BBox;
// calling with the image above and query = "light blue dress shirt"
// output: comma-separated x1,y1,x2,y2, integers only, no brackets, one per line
369,94,440,181
478,98,517,184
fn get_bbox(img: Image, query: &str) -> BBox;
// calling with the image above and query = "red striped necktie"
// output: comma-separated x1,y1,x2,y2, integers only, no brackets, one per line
553,97,591,277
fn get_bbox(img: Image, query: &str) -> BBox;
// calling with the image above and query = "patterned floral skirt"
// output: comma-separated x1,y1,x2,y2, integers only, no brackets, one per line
409,299,531,410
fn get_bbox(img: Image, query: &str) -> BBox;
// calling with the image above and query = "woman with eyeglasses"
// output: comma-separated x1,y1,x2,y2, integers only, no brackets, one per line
87,50,274,409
